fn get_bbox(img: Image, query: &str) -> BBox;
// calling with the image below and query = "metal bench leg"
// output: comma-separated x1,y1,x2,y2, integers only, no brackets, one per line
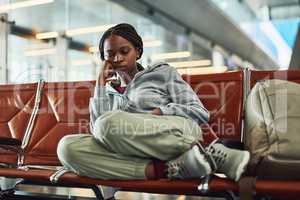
91,185,105,200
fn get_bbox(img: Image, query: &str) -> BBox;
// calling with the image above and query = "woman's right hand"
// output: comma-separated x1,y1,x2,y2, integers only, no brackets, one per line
97,61,116,86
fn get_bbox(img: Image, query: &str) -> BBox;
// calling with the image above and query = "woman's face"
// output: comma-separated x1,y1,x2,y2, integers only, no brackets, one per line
103,34,140,76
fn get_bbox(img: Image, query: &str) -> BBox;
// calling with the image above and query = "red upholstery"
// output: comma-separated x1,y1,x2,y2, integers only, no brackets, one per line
23,81,93,165
183,71,243,140
1,72,244,166
0,72,244,197
0,83,37,164
250,69,300,88
0,168,238,196
1,168,300,198
255,179,300,199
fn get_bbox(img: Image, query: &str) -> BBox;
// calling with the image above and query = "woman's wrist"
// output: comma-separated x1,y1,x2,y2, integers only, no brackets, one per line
98,77,106,86
151,108,162,115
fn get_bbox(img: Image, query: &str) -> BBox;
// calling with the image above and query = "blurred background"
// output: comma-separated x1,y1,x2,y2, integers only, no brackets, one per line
0,0,299,84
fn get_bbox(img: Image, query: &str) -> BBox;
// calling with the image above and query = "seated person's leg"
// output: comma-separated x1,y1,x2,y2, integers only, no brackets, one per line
58,111,249,181
92,110,202,161
57,134,150,180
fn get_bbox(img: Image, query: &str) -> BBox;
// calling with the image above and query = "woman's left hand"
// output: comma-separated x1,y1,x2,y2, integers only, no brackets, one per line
151,108,162,115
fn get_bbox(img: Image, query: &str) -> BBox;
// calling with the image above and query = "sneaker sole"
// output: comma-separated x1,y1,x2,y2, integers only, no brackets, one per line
234,151,250,181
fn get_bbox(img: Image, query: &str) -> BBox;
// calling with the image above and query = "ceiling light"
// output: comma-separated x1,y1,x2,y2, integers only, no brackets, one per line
65,24,115,36
151,51,191,60
0,0,54,13
144,40,162,47
72,59,92,66
89,46,98,53
36,31,59,39
24,48,56,56
168,60,212,68
88,39,163,53
177,66,227,75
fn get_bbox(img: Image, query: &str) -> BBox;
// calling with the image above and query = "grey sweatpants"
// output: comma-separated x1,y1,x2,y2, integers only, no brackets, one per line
57,110,202,180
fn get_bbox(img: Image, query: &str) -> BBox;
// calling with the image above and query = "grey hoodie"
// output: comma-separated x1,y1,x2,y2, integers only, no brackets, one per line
89,62,209,131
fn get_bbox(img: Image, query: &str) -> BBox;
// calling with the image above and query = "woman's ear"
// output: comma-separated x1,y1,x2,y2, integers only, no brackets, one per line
136,48,141,59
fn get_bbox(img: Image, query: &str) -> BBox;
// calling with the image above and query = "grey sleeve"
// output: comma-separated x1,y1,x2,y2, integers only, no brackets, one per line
159,67,210,124
89,85,128,131
89,86,111,131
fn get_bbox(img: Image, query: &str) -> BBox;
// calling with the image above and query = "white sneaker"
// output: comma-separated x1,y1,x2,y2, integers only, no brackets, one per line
206,143,250,181
167,145,212,179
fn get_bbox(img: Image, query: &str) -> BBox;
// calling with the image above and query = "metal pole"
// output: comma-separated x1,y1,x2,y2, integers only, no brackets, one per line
53,35,68,81
0,13,8,83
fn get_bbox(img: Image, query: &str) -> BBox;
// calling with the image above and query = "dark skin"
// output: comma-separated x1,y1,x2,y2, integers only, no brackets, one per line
99,34,138,85
98,34,161,179
98,34,162,116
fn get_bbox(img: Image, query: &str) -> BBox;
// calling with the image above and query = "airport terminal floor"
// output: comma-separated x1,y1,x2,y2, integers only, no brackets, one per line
6,186,222,200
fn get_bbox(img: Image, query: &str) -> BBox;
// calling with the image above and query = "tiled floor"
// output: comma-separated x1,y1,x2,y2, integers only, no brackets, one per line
6,185,224,200
115,192,223,200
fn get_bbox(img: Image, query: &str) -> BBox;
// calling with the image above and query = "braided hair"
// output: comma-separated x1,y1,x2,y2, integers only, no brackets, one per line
99,23,144,71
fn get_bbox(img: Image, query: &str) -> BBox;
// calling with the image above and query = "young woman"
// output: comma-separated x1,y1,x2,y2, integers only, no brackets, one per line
57,23,250,183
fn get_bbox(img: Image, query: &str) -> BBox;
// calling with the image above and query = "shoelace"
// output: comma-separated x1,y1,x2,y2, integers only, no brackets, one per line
206,145,228,169
196,142,217,172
